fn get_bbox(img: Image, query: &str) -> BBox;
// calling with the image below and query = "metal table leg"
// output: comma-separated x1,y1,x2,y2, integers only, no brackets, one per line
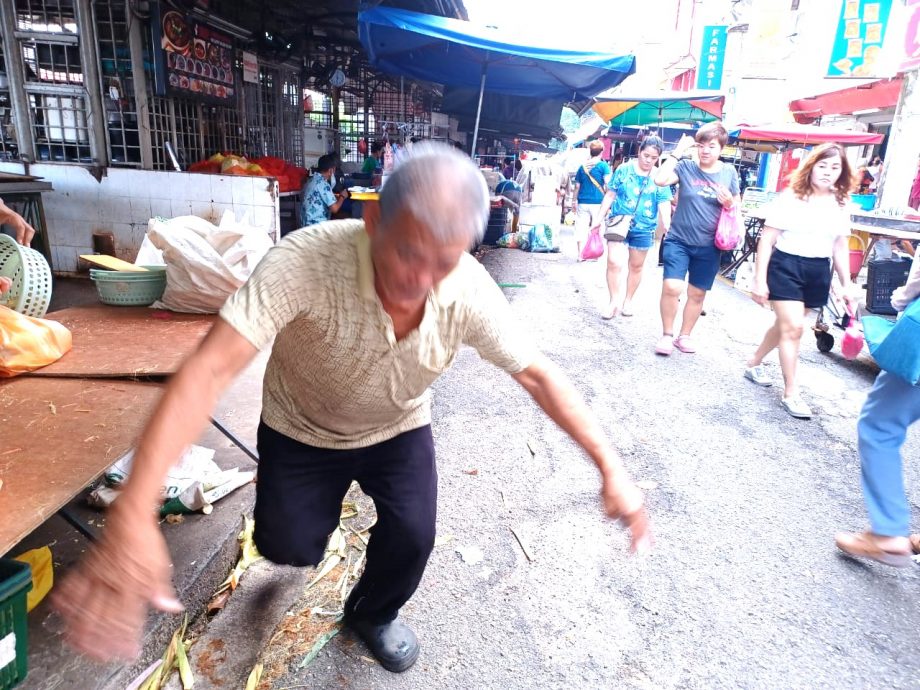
58,507,98,541
210,417,259,464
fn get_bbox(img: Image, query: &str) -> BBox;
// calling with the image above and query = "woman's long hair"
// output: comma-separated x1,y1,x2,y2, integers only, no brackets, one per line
788,143,854,207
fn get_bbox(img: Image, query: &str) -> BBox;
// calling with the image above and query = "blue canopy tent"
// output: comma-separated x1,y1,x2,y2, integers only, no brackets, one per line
358,6,636,154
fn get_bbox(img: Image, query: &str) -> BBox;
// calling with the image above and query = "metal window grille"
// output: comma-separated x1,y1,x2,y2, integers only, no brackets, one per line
15,0,92,162
280,68,302,166
304,88,333,129
14,0,78,33
93,0,141,165
28,90,91,161
243,64,281,159
147,95,203,169
0,40,19,160
201,104,244,158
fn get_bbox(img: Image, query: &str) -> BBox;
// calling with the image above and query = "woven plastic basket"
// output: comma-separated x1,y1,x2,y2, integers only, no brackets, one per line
0,234,52,318
89,266,167,306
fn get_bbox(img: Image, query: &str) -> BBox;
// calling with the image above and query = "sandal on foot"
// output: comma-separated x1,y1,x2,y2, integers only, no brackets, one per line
674,335,696,353
621,303,634,317
601,305,620,320
654,335,674,356
835,531,912,568
910,534,920,555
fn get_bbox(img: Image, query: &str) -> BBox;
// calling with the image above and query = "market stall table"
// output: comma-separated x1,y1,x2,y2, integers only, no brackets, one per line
0,377,162,554
28,306,215,378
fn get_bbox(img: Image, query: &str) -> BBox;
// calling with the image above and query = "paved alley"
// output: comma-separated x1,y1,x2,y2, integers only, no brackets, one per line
270,231,920,689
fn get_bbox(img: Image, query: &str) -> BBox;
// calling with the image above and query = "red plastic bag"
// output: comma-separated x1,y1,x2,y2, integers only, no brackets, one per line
0,305,72,377
715,206,742,250
581,227,604,261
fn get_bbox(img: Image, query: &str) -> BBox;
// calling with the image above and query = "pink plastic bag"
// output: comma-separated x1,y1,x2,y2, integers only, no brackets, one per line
714,206,742,251
581,227,604,261
841,305,864,360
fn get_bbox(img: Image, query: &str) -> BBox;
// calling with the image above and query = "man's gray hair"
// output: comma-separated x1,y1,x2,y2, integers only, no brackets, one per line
378,142,490,245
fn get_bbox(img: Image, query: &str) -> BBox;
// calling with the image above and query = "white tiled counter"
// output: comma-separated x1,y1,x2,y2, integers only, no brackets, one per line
0,164,280,273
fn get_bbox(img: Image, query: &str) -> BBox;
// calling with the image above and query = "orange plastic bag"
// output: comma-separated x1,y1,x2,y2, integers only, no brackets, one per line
0,305,72,377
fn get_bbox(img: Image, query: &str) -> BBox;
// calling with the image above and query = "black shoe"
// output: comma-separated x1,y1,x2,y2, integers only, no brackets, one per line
346,617,420,673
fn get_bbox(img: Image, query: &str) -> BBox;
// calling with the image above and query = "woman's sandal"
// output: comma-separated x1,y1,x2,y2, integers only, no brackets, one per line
835,531,913,568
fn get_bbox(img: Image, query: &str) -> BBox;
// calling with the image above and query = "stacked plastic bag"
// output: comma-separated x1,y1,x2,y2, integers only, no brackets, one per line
136,211,272,313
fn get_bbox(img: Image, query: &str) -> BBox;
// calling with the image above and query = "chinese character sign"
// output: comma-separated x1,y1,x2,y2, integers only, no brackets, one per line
827,0,893,77
697,25,727,90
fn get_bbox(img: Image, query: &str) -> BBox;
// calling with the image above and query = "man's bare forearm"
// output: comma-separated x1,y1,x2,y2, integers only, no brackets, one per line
119,321,257,513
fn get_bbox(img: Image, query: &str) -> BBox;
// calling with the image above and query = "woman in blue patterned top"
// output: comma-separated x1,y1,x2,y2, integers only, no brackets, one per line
593,136,672,319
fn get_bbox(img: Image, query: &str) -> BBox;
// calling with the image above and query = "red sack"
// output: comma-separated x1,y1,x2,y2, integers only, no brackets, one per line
581,227,605,261
715,206,742,251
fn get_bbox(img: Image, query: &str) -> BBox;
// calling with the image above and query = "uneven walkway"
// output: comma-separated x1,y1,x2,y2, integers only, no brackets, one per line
266,234,920,689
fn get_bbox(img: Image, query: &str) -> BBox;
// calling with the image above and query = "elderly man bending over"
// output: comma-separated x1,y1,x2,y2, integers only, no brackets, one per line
55,144,650,674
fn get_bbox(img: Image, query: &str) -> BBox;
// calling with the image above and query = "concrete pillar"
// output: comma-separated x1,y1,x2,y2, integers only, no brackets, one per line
878,69,920,210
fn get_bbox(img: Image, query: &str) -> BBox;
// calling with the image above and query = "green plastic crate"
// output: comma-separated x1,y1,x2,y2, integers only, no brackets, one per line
0,559,31,689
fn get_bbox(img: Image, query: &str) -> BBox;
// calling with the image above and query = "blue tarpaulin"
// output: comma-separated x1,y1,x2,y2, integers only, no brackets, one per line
357,7,636,101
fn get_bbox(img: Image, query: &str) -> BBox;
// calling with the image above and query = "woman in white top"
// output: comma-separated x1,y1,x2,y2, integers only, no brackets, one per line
743,143,858,419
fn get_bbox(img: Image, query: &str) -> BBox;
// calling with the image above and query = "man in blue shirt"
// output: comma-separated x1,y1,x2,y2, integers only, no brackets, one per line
302,153,348,227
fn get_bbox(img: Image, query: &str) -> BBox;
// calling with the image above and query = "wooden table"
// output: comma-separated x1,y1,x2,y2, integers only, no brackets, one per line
0,378,162,554
29,306,215,378
1,305,257,555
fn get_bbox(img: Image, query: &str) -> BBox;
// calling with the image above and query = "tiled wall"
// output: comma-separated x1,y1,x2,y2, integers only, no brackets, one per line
0,164,280,273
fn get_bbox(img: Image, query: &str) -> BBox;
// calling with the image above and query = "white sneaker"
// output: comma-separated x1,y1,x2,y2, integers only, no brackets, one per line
782,395,812,419
744,365,772,387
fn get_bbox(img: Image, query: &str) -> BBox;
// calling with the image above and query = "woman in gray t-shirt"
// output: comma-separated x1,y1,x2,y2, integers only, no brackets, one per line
652,123,740,356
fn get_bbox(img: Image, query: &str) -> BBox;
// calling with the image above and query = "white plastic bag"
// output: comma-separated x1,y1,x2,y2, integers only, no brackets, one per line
147,211,272,313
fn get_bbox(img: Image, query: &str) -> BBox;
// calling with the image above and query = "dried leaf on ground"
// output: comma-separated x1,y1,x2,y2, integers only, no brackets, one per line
244,662,262,690
306,554,342,590
175,633,194,689
526,438,538,457
297,627,341,669
165,513,185,524
206,589,231,614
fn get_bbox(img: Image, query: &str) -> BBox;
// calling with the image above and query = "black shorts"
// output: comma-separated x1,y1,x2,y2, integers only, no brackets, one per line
766,249,832,308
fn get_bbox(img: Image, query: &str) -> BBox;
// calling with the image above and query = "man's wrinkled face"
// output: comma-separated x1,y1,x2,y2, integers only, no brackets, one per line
368,210,470,309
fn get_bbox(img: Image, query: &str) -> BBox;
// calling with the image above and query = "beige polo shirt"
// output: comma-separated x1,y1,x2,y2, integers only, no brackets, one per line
220,219,538,449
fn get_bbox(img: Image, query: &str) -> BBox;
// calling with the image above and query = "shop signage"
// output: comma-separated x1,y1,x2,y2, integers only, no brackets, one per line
242,51,259,84
901,0,920,73
151,3,236,103
697,25,727,91
827,0,894,78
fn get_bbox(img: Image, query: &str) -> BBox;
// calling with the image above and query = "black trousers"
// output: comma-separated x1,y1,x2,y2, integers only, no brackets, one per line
254,421,438,624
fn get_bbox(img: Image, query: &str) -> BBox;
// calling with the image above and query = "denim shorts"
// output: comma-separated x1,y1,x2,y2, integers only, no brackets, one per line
624,226,656,251
662,237,722,290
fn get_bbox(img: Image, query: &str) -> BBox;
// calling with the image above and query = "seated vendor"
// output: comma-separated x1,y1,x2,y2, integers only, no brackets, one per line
301,154,349,227
362,141,384,174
